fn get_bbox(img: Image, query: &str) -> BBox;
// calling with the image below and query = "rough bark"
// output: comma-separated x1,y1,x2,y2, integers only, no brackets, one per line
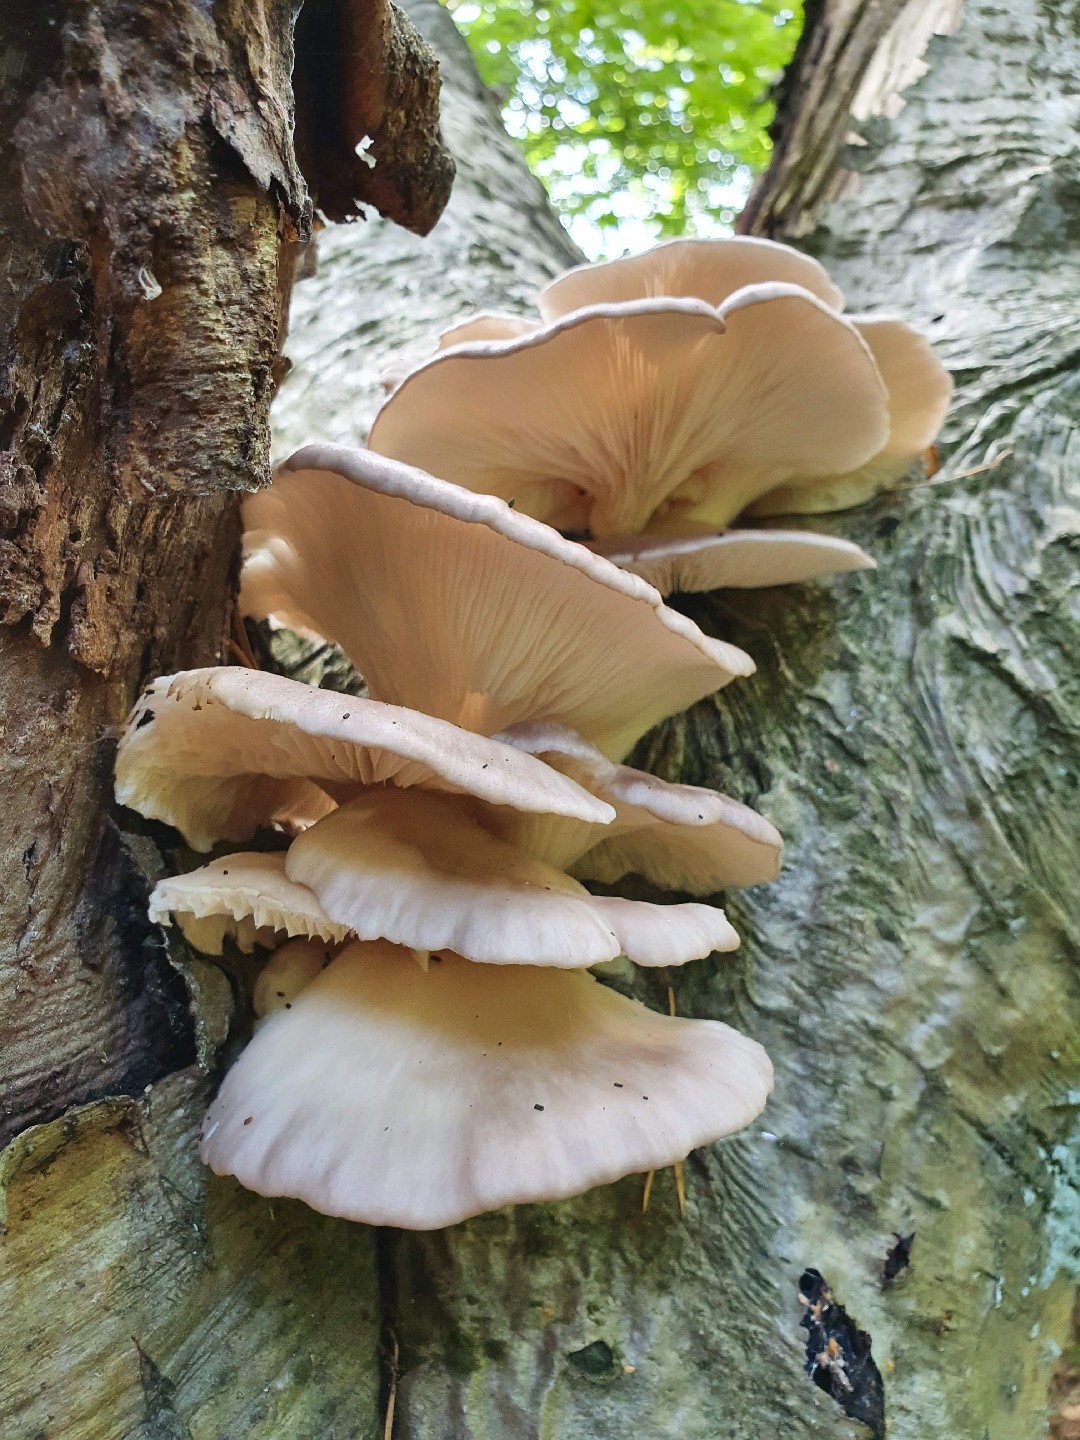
0,2,448,1434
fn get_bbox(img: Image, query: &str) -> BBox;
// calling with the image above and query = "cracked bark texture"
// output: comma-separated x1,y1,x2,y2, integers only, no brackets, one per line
3,2,1078,1439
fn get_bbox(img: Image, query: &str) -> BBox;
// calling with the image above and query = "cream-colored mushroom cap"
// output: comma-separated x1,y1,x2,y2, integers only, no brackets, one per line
538,240,950,519
285,790,739,968
253,937,333,1020
199,942,773,1229
148,852,350,956
492,723,782,892
747,315,954,516
241,446,752,760
586,529,875,596
538,236,844,319
437,312,537,349
366,289,889,536
115,667,611,852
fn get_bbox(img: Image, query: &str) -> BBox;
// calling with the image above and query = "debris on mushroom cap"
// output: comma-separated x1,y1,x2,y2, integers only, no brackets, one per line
149,852,351,956
493,722,782,892
285,789,740,968
115,666,612,852
241,445,753,760
585,529,875,597
366,287,889,537
199,942,773,1229
746,316,954,517
253,937,332,1020
537,236,844,320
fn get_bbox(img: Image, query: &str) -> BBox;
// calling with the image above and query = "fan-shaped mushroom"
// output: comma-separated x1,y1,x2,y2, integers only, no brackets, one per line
241,446,753,759
369,237,951,594
116,666,611,852
200,942,773,1229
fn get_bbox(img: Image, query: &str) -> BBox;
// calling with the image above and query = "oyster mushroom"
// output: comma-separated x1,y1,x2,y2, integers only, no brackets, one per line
284,789,740,969
200,941,773,1229
241,445,753,759
116,666,612,852
490,721,782,892
368,237,951,593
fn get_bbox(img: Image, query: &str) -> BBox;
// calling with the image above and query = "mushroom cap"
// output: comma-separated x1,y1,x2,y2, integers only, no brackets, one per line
241,446,752,760
493,723,782,893
148,852,351,956
747,315,954,517
436,312,537,349
115,666,611,853
285,789,739,968
586,529,875,595
199,942,773,1229
538,236,844,320
365,288,889,536
253,937,333,1020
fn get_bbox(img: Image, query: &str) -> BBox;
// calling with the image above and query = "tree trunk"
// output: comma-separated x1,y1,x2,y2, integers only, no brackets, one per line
3,3,1077,1440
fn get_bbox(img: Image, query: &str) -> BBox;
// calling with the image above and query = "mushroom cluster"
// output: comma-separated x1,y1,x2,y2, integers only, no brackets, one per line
117,447,780,1229
119,237,950,1230
369,237,952,595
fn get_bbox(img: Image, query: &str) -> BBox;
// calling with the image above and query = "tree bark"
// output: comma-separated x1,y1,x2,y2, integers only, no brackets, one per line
4,2,1078,1439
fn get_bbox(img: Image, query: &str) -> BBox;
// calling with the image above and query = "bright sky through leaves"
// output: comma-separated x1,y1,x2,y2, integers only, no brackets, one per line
448,0,802,257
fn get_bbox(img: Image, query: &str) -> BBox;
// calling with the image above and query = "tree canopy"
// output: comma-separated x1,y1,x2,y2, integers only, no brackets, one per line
448,0,802,253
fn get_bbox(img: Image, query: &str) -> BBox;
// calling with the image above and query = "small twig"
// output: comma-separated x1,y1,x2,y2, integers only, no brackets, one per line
641,1168,655,1213
673,1161,686,1218
899,447,1012,492
382,1330,399,1440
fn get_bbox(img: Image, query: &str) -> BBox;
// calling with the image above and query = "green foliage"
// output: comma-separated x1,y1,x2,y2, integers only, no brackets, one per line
448,0,802,251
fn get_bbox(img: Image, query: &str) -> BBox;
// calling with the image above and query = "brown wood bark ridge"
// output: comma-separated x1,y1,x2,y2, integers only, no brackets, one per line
294,0,456,230
0,0,450,1149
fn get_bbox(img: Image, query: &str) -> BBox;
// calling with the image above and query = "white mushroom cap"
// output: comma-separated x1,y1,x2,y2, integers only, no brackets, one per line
436,312,538,349
748,315,954,516
492,722,782,892
285,789,739,968
586,529,875,595
538,236,844,319
148,852,351,955
241,446,753,760
365,289,889,536
253,937,333,1020
382,315,540,395
199,942,773,1229
115,666,611,852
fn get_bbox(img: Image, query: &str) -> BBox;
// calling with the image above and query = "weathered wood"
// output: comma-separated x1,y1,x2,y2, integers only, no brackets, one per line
0,0,308,1148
